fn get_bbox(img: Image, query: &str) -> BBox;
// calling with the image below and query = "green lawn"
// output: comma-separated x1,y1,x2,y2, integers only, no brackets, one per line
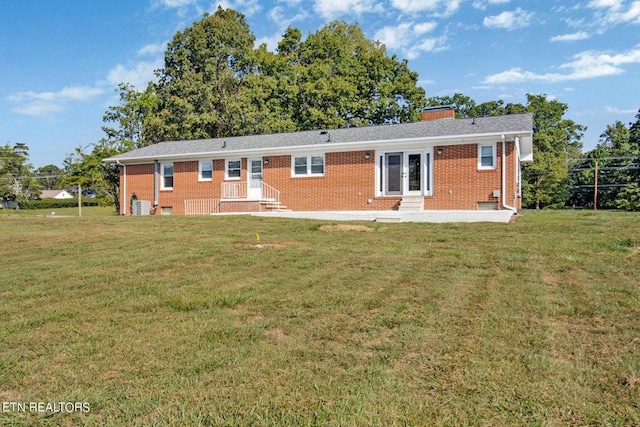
1,211,639,426
0,206,116,218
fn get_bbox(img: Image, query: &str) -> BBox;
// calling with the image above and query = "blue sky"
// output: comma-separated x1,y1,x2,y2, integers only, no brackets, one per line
1,0,639,168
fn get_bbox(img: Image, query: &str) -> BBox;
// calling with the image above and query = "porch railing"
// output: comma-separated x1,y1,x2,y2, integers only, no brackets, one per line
222,181,247,199
184,199,220,215
262,182,280,205
221,181,280,205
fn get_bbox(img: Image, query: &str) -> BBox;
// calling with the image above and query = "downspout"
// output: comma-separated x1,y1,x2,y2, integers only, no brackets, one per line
515,137,522,207
501,135,517,213
154,160,159,208
116,160,126,215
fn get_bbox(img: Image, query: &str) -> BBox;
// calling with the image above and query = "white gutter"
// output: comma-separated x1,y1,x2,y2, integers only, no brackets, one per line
116,160,126,215
501,135,517,213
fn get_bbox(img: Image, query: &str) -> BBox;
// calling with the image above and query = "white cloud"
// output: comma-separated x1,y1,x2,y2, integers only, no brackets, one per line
156,0,197,7
374,21,445,59
8,86,105,117
375,23,412,50
414,22,438,34
588,0,623,11
604,105,638,114
472,0,511,10
406,36,448,59
588,0,640,25
313,0,383,18
551,31,590,42
483,8,534,30
483,46,640,84
106,59,163,90
390,0,461,16
137,42,167,56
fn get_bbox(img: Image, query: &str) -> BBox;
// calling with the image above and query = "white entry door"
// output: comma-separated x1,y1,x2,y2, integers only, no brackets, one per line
384,152,423,196
248,158,263,199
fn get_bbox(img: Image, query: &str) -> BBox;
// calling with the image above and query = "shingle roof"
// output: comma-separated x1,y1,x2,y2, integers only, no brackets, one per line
106,113,533,163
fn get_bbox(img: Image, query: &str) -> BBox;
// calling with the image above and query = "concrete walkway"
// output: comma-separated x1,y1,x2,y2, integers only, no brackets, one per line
252,210,515,223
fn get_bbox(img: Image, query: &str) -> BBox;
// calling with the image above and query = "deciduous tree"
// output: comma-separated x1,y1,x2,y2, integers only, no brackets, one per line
0,143,40,203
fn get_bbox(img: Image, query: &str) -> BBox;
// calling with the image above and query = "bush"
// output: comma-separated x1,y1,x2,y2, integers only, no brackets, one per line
18,198,102,210
616,184,640,211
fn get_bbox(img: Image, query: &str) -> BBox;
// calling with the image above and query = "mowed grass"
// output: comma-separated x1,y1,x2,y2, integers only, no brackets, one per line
1,211,639,426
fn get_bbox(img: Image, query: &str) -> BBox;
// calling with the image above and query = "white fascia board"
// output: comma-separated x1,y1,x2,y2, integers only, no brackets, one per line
106,131,533,165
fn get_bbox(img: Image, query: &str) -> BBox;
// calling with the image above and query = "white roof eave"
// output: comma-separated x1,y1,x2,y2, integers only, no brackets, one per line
105,130,534,165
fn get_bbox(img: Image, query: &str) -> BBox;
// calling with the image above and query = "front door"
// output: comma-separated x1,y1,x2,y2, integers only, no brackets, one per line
384,152,423,196
248,158,263,199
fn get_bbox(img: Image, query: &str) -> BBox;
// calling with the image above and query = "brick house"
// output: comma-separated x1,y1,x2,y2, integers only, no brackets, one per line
105,107,533,216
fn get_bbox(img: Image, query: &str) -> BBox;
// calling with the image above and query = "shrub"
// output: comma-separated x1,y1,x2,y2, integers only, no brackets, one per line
18,198,102,210
616,184,640,211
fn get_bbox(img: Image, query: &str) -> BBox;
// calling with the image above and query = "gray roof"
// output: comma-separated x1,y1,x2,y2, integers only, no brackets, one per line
106,113,533,163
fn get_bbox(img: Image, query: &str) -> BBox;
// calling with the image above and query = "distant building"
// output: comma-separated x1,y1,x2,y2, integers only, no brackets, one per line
40,190,74,199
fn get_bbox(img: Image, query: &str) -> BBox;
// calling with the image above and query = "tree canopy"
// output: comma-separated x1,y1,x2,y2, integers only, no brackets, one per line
0,143,40,202
145,8,426,144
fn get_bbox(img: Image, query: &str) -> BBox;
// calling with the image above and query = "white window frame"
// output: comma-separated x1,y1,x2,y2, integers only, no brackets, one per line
291,154,325,177
199,160,213,181
478,144,496,170
160,162,174,190
225,159,241,180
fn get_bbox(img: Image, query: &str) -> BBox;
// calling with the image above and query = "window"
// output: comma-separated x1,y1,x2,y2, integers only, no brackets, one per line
292,155,324,176
226,159,241,179
161,163,173,189
478,144,496,169
199,160,212,181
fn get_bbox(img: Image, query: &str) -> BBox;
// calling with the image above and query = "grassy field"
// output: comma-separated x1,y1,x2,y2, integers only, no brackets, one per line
0,210,639,426
0,206,116,218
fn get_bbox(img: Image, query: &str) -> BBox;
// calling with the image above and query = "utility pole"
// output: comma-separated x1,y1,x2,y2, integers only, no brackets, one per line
593,160,598,211
78,184,82,217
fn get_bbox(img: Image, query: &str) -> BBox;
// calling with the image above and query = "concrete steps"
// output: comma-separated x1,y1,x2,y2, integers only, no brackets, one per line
397,196,424,211
260,200,292,212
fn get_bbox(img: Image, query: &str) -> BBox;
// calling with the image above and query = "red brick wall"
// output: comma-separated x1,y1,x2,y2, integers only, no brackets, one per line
426,142,518,210
119,142,520,215
421,108,455,121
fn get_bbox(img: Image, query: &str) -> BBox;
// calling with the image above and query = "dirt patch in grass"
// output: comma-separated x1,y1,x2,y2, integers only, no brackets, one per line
319,224,373,232
265,328,287,340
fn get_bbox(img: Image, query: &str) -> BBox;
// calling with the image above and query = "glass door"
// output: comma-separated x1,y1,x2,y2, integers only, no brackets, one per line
248,158,263,199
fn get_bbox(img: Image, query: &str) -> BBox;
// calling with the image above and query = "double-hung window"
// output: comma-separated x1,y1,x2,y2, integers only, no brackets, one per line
478,144,496,170
161,163,173,190
199,160,213,181
292,155,324,177
226,159,241,179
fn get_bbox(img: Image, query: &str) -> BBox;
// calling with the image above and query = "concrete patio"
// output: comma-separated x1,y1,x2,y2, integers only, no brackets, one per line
251,210,516,223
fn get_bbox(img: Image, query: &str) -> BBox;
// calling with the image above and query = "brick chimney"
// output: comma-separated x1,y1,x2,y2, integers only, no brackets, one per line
421,105,455,121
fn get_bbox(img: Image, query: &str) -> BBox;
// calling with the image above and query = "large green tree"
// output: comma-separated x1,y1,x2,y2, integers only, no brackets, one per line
0,143,40,203
34,164,64,190
521,94,584,209
145,8,426,143
574,110,640,210
102,82,157,150
147,7,270,143
291,21,425,129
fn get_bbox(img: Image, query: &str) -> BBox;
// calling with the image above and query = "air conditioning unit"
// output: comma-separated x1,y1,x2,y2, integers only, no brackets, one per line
132,200,151,216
